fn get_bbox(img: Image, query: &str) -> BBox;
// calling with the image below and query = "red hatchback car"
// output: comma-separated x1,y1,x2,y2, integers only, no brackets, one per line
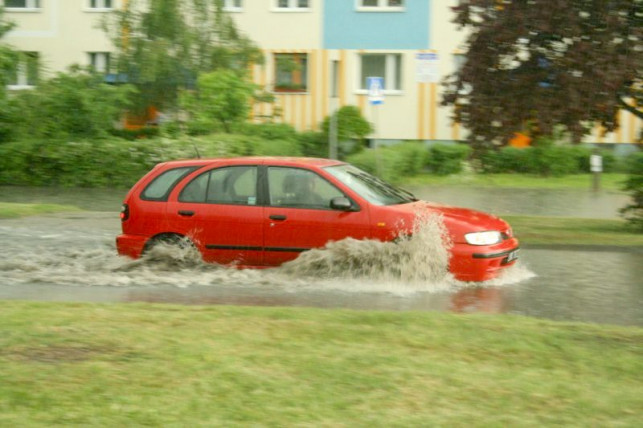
117,157,519,282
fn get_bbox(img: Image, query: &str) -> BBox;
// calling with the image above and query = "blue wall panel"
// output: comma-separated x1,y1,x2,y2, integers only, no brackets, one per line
324,0,430,49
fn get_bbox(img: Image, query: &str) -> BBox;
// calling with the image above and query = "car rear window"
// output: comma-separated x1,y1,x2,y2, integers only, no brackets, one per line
141,166,199,201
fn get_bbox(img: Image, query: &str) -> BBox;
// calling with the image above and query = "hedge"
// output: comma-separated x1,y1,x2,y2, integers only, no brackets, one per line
481,146,620,176
426,143,472,175
0,134,302,188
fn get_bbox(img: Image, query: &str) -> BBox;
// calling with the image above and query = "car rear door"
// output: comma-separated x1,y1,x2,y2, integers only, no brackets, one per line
262,166,371,266
167,165,263,266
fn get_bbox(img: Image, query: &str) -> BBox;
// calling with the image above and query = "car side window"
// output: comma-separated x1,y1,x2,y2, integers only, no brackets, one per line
268,167,344,210
179,166,258,205
141,166,198,201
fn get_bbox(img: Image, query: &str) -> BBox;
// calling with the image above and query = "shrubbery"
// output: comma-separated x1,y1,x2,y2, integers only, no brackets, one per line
346,142,428,183
0,134,302,188
481,145,620,176
426,144,472,175
620,151,643,232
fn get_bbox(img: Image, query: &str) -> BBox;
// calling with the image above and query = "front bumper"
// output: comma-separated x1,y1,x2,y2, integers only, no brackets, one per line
450,238,520,282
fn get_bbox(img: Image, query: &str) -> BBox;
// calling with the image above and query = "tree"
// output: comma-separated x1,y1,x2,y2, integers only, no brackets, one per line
7,66,134,141
321,106,374,158
0,7,18,141
442,0,642,148
104,0,262,114
0,7,16,96
181,70,256,133
321,106,373,142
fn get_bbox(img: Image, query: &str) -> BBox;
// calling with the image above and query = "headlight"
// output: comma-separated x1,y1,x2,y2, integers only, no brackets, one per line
465,231,502,246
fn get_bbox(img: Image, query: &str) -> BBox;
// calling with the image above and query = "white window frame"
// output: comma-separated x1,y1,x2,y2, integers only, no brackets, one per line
85,0,114,12
356,0,405,12
356,52,403,95
8,51,39,90
4,0,41,12
273,0,311,12
223,0,242,12
88,52,111,73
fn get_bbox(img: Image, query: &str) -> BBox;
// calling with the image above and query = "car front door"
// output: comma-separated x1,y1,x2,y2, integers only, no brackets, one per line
262,166,371,266
167,165,263,266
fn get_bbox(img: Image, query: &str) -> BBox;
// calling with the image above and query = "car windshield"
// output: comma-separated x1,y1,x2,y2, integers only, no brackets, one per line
324,164,417,206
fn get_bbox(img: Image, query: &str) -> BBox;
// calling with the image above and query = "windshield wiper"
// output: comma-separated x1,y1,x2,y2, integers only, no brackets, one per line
351,171,415,203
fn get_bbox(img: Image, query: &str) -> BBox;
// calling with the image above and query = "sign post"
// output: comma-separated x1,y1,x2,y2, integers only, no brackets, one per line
367,77,384,175
590,154,602,192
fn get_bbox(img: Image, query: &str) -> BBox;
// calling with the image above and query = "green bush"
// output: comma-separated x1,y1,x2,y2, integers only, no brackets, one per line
529,146,578,176
620,151,643,232
297,131,328,158
237,123,298,141
345,142,428,183
4,67,133,142
480,145,620,176
480,147,531,173
110,127,160,141
426,143,471,175
0,133,305,188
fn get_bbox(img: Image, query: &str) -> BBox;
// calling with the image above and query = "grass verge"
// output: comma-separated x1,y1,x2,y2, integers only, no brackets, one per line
0,302,641,426
506,215,643,247
405,173,628,191
0,202,80,219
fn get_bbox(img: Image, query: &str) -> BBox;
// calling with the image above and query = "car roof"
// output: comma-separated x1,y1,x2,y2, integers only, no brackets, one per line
156,156,346,169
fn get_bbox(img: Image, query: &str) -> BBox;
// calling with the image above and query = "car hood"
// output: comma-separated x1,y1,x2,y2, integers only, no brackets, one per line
384,201,513,242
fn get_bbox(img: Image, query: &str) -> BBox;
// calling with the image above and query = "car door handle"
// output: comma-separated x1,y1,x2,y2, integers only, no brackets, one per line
269,215,287,221
178,210,195,217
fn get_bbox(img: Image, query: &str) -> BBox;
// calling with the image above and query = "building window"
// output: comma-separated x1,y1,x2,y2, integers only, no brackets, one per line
223,0,242,11
274,0,310,11
88,0,113,9
359,53,402,91
274,53,308,93
357,0,404,11
5,0,41,9
89,52,111,73
9,52,39,88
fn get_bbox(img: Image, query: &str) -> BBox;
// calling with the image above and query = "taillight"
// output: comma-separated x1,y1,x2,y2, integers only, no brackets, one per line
120,203,130,221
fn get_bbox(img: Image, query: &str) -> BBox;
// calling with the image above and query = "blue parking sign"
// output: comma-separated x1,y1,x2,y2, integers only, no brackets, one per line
367,76,384,105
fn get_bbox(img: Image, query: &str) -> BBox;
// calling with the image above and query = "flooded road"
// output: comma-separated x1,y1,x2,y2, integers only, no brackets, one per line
410,186,630,219
1,211,641,326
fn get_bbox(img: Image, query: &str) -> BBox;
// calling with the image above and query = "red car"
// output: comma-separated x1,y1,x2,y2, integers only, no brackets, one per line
116,157,519,282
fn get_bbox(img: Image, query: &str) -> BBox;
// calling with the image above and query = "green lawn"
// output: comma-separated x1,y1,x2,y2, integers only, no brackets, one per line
405,173,628,191
506,216,643,247
0,202,80,219
0,302,641,426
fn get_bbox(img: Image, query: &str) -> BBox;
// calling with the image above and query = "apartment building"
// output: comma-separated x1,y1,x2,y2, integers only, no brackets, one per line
3,0,641,146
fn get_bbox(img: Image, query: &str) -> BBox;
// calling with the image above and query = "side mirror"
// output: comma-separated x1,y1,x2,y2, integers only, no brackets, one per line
330,196,354,211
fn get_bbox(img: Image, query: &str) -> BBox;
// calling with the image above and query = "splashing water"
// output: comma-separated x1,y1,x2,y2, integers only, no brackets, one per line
0,212,532,293
275,212,455,293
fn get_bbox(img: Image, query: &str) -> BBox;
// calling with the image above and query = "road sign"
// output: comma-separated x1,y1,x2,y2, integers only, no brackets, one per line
416,52,439,83
367,76,384,105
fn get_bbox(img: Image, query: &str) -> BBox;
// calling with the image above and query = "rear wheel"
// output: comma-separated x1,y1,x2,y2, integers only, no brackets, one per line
143,233,198,256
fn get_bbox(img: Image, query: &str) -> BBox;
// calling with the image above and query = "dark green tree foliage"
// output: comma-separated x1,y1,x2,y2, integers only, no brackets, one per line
443,0,642,148
7,67,134,141
105,0,262,113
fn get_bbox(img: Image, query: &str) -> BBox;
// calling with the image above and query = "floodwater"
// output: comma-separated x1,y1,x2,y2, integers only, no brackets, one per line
410,186,630,219
0,185,641,326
